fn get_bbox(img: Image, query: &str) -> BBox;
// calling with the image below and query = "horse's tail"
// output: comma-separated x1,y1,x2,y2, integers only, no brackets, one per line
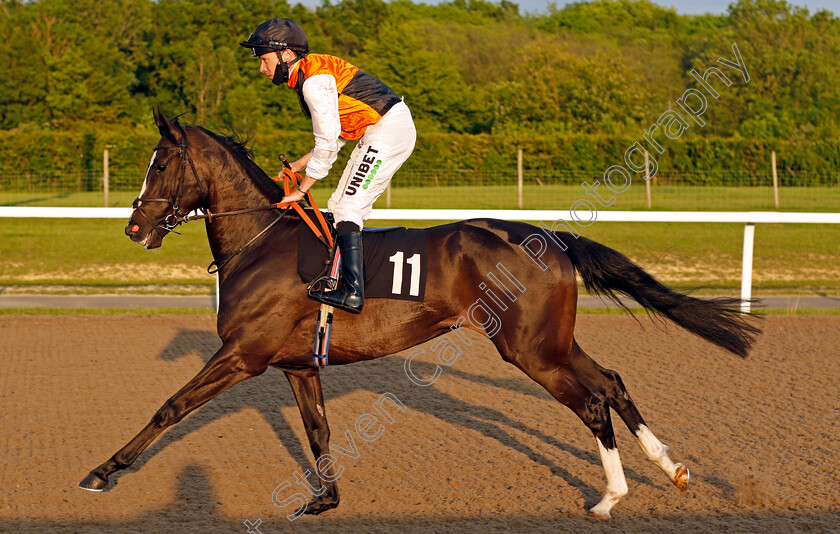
560,233,761,358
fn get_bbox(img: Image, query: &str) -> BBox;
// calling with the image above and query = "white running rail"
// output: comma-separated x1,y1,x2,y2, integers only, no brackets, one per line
3,207,839,312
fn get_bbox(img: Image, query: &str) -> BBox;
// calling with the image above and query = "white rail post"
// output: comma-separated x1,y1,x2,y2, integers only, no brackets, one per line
740,223,756,313
517,148,523,209
645,151,652,209
103,148,110,207
771,150,779,209
215,272,220,312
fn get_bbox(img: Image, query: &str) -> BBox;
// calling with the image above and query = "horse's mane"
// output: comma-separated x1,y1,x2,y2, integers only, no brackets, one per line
197,126,285,204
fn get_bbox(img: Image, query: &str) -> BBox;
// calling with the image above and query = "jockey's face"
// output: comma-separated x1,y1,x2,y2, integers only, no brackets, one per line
258,52,280,79
258,49,297,80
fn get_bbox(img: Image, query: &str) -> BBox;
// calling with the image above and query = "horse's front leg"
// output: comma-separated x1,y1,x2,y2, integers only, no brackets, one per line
281,366,340,515
79,342,267,491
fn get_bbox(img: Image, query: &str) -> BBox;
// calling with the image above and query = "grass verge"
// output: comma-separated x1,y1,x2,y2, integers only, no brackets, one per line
1,218,837,293
3,184,838,212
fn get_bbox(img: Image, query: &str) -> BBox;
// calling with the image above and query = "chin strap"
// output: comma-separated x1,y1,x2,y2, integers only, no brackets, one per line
272,54,304,85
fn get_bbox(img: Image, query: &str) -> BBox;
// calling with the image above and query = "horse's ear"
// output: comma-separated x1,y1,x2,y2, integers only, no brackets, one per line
152,105,181,144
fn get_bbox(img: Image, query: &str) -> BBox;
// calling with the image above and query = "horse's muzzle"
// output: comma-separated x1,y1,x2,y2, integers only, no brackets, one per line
125,222,141,237
125,220,156,247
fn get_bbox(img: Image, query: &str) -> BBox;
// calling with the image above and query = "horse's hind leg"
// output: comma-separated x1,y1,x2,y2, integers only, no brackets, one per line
509,349,629,519
79,343,265,491
569,341,689,491
281,367,340,515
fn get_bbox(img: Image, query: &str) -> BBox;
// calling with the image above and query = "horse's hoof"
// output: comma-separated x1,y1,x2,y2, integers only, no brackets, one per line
587,509,611,520
78,472,109,492
304,496,340,515
672,463,689,491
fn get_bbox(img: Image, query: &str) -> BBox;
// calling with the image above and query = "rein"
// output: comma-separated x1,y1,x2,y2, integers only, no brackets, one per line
196,168,334,274
134,123,334,274
206,210,289,274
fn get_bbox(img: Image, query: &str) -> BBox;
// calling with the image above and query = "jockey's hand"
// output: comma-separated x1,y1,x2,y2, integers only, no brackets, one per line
280,174,318,207
290,152,313,174
280,189,306,205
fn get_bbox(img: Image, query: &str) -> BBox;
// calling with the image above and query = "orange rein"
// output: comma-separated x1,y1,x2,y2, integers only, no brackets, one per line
274,168,334,248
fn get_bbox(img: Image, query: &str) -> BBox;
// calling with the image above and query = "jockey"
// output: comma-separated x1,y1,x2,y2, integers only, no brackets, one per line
240,18,416,314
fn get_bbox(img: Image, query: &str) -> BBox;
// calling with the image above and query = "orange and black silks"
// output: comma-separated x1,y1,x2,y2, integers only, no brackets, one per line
287,54,401,140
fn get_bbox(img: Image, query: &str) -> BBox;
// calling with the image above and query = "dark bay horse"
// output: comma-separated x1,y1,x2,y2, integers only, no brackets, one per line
79,109,760,519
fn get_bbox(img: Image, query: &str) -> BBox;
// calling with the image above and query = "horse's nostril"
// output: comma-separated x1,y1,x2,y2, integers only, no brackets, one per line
130,224,140,233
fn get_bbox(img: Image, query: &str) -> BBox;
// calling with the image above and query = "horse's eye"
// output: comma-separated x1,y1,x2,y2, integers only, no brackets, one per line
156,164,167,172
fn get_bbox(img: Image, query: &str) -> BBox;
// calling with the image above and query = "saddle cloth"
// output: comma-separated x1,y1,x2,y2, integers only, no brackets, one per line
297,216,428,302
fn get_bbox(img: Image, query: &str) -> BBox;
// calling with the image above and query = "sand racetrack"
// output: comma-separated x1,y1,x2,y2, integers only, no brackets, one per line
1,314,838,533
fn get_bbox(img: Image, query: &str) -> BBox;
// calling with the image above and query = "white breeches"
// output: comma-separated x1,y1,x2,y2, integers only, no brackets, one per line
327,101,416,228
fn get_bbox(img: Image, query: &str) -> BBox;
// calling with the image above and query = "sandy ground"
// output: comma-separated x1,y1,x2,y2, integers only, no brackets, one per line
0,314,838,533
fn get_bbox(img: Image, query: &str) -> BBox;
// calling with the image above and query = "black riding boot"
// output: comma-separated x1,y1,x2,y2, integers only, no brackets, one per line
311,223,364,313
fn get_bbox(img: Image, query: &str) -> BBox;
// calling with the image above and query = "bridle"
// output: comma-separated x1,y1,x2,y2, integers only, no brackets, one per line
130,122,302,273
132,122,208,237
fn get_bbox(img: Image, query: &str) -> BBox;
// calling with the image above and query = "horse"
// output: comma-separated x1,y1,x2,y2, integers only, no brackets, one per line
79,108,760,520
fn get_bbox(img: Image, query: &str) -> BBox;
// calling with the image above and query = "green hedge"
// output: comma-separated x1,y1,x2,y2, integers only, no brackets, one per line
1,124,838,188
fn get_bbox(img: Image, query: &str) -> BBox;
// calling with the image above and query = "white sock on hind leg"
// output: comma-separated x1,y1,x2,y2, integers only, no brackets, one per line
635,424,678,480
589,438,628,519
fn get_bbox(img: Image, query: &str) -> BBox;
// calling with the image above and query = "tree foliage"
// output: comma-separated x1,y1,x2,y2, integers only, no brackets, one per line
0,0,838,174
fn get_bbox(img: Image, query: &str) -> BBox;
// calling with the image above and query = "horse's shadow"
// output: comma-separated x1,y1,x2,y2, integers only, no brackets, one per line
107,327,665,505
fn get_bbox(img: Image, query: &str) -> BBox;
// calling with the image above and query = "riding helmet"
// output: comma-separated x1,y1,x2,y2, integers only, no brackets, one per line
240,19,309,58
